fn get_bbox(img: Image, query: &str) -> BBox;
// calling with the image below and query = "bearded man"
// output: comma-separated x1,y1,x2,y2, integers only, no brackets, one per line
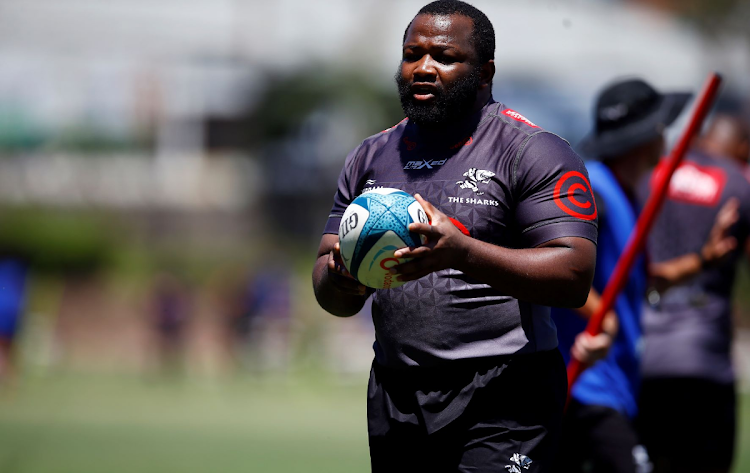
312,1,598,471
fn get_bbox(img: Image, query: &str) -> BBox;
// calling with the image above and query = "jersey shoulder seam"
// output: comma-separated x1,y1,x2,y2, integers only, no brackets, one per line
511,130,560,188
487,109,572,145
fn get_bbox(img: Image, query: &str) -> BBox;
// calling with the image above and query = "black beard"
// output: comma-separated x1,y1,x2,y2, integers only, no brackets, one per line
395,65,482,128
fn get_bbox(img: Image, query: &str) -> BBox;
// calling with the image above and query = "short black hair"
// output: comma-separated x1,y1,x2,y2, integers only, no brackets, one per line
403,0,495,64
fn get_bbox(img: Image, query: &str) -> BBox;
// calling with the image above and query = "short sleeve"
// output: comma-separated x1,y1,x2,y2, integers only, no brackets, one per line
513,132,598,247
322,144,363,235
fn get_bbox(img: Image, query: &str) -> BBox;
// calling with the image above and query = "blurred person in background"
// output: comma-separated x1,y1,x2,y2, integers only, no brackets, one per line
243,266,292,373
221,269,261,371
637,114,750,473
149,272,192,377
219,261,293,374
552,79,738,473
314,1,599,471
0,258,28,384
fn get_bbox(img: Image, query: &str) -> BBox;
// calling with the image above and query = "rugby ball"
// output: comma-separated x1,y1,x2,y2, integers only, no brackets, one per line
338,188,428,289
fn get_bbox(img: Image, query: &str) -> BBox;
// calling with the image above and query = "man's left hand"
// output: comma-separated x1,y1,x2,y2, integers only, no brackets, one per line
391,194,469,282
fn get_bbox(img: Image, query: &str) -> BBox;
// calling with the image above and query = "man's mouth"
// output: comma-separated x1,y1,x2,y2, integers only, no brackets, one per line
410,83,438,101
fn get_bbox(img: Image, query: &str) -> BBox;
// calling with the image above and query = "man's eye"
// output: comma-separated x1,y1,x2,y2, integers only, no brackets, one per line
437,54,457,64
402,52,420,62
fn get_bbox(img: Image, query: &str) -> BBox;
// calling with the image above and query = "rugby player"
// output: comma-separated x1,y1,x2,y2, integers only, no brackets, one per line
637,114,750,473
312,1,599,471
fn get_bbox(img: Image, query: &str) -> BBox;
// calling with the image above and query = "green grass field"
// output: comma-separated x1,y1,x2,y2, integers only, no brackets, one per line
0,373,748,472
0,373,371,473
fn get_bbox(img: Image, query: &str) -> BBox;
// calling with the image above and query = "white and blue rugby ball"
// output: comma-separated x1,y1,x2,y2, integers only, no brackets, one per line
338,188,428,289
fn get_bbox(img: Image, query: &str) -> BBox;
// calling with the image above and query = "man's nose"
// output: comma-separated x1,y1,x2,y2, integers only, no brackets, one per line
413,55,437,81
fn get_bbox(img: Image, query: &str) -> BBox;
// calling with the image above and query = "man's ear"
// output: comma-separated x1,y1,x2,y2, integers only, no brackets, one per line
480,60,495,89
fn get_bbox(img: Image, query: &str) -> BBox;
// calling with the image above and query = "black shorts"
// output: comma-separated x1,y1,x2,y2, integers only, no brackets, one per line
367,349,567,473
556,400,648,473
637,377,736,473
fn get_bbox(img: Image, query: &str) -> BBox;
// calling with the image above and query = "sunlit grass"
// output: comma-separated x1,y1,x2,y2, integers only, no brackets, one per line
0,373,370,473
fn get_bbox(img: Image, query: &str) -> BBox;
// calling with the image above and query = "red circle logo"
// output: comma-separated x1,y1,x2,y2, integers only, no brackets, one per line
553,171,598,221
380,257,400,270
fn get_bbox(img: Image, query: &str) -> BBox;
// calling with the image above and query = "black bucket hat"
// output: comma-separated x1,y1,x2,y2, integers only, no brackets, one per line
579,78,692,159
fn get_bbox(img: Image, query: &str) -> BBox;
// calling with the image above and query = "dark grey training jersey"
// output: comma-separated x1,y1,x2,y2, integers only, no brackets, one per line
639,151,750,384
324,98,598,368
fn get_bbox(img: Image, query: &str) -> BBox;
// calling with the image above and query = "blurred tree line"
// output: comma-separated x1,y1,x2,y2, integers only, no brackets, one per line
244,68,403,246
0,208,113,274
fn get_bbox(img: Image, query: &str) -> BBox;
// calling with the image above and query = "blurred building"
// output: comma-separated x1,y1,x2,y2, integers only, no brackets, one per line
0,1,748,219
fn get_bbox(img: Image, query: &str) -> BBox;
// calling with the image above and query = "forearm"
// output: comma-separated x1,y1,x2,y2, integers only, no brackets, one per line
575,288,600,319
573,288,619,336
649,197,741,291
312,256,368,317
454,237,595,308
649,253,702,292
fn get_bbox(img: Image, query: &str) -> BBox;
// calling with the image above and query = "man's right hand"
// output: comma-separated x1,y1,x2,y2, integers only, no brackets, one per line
570,304,618,368
571,331,613,368
700,197,739,267
327,242,368,296
313,233,370,317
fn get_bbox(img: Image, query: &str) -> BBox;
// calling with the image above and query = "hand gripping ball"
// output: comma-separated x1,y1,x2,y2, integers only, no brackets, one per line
338,188,428,289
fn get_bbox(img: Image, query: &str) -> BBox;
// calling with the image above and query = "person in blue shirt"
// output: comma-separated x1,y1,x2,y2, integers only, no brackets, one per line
0,258,28,383
552,79,737,473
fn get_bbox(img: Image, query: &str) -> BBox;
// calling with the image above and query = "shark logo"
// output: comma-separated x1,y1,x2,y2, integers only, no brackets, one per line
457,168,495,195
504,453,533,473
